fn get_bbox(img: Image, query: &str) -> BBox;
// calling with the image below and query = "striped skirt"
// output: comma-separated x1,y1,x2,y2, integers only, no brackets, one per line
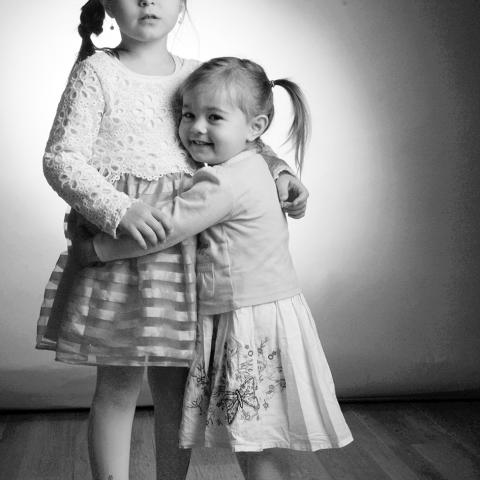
36,172,197,367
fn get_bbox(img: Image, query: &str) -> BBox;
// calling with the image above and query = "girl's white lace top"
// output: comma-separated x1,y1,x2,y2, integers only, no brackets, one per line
43,51,200,236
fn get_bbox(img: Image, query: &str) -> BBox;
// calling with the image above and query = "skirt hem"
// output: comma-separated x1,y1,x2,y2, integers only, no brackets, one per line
179,435,354,452
53,355,191,368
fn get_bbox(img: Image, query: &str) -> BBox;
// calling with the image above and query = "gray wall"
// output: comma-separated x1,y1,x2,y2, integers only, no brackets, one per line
0,0,479,409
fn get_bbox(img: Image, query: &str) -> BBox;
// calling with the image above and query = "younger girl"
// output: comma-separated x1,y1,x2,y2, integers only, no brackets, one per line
36,1,307,480
88,57,354,480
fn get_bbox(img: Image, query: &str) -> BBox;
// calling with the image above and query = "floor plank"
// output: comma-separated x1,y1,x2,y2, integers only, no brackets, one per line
187,448,244,480
350,403,448,480
285,450,336,480
412,401,480,460
413,440,480,480
0,418,7,441
0,401,479,480
345,408,421,480
317,408,391,480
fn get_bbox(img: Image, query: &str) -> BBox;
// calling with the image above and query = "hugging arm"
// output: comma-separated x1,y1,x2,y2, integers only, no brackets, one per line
257,141,309,218
93,168,234,263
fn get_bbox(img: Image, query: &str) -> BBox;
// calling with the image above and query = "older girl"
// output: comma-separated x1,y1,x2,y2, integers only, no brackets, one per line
37,2,308,479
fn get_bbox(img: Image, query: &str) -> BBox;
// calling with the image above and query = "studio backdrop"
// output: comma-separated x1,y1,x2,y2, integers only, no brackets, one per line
0,0,479,409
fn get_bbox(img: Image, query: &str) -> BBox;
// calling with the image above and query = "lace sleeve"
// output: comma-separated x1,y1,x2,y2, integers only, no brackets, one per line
43,60,132,237
256,139,296,179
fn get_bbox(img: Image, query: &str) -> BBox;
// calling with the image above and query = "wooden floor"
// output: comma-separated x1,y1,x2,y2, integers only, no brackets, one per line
0,401,479,480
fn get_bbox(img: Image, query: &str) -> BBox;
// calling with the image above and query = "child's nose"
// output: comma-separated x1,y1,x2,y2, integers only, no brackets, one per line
192,118,207,134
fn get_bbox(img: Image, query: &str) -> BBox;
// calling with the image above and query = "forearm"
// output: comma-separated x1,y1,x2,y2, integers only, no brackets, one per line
44,152,132,236
94,225,190,262
94,168,234,262
43,59,131,236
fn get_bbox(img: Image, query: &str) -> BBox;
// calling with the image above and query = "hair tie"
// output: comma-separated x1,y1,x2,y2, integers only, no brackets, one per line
270,80,276,88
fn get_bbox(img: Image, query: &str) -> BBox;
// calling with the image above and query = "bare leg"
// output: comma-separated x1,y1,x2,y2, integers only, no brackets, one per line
88,366,145,480
147,366,191,480
236,450,291,480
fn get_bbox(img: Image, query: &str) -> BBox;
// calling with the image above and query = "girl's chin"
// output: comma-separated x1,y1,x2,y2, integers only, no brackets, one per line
187,147,213,162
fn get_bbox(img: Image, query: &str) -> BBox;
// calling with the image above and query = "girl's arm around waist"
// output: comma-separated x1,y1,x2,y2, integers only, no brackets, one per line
93,167,234,262
257,140,294,179
257,141,308,219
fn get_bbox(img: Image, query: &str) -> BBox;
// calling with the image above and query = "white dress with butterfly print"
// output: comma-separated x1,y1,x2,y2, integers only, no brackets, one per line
179,295,354,452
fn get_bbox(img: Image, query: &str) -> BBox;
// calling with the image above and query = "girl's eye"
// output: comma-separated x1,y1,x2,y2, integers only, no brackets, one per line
182,112,194,119
209,114,223,121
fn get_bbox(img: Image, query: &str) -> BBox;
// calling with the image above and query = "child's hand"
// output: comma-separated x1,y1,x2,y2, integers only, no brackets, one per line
118,201,173,249
275,173,309,218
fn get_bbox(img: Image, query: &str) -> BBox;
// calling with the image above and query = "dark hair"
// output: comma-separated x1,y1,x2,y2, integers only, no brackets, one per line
77,0,106,62
179,56,310,173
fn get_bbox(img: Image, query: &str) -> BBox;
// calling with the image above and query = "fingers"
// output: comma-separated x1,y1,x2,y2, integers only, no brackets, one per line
287,208,306,219
143,208,173,244
282,173,309,199
283,178,309,219
147,221,166,243
282,202,306,219
128,227,148,250
118,201,175,249
151,208,173,235
291,188,309,205
138,222,163,246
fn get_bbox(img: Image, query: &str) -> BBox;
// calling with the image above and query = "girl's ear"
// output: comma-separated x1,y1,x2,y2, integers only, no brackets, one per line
247,115,269,142
178,0,187,24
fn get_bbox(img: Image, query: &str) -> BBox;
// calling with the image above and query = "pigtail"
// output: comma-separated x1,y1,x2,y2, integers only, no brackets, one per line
180,56,310,174
77,0,106,62
271,79,310,175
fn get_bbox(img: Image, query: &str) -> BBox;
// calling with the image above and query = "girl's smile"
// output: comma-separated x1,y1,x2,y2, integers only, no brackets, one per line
190,139,214,147
179,86,259,165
